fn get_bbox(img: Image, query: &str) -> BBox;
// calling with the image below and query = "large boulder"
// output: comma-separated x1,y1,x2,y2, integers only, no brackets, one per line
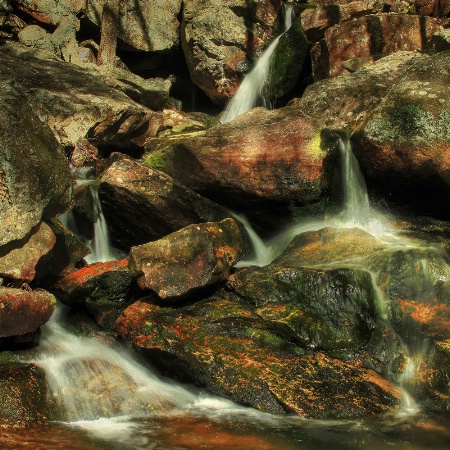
0,42,160,151
181,0,281,104
353,50,450,219
129,218,247,299
98,158,231,250
0,288,56,338
0,85,71,247
116,292,400,418
294,51,427,130
0,222,56,282
311,13,447,80
143,107,330,210
14,0,85,26
87,0,182,52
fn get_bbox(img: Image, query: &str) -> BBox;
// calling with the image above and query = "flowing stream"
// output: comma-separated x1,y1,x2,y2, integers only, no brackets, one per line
220,4,295,123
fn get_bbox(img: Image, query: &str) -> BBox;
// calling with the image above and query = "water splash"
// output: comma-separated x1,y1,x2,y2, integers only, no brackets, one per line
220,4,295,123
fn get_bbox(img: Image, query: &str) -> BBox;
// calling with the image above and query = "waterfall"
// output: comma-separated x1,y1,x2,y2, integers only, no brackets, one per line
337,136,371,225
85,186,114,264
220,4,295,123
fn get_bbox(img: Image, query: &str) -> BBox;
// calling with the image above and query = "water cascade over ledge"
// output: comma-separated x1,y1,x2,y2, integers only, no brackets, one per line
220,4,295,123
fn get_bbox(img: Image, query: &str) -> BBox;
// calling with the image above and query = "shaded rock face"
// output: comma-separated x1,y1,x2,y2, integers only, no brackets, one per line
87,0,182,52
144,107,330,210
0,85,71,247
0,363,50,426
0,42,159,151
0,222,56,282
129,218,247,299
354,50,450,219
116,293,400,419
295,51,426,130
181,0,281,104
99,158,231,250
311,13,447,80
0,288,56,338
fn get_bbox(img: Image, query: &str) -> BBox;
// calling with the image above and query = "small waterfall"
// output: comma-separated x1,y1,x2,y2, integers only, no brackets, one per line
220,4,295,123
85,186,114,264
337,136,371,225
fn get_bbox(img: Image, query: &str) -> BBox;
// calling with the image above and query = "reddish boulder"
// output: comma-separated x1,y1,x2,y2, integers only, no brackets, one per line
129,218,247,299
311,13,446,80
0,287,56,338
98,159,231,250
143,107,329,210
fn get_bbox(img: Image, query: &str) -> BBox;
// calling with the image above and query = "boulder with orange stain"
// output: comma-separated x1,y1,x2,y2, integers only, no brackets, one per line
116,291,401,419
129,218,248,299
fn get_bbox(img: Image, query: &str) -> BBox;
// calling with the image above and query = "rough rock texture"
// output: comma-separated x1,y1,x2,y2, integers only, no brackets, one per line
87,0,182,52
98,158,231,250
0,288,56,338
0,363,50,426
0,42,160,151
129,218,247,299
312,13,446,80
143,107,330,210
353,50,450,219
116,293,400,418
0,222,56,282
0,84,72,247
14,0,85,26
53,259,134,308
301,0,382,42
181,0,281,104
294,51,427,130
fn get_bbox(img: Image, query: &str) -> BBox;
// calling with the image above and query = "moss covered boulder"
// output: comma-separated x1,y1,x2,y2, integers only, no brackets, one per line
116,292,400,418
354,50,450,219
129,218,247,300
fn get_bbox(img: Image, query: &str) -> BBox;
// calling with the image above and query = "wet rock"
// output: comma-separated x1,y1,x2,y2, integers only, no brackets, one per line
311,13,446,80
0,41,159,151
98,159,231,250
0,84,72,248
294,51,426,130
228,254,377,352
353,50,450,219
53,259,135,310
87,0,182,52
0,287,56,338
116,293,400,418
143,107,329,211
0,363,50,426
0,222,56,282
129,219,247,299
181,0,281,104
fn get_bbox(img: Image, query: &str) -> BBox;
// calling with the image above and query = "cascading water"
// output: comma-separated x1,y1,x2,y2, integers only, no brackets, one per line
220,4,295,123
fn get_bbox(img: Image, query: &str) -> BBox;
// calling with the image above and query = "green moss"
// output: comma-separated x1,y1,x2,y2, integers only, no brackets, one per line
143,150,169,171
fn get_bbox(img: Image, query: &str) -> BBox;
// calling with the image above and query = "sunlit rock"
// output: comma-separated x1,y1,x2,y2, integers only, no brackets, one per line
143,107,329,211
181,0,281,104
0,85,71,247
354,50,450,219
0,222,56,282
99,159,231,250
129,219,247,299
311,13,446,80
0,287,56,338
